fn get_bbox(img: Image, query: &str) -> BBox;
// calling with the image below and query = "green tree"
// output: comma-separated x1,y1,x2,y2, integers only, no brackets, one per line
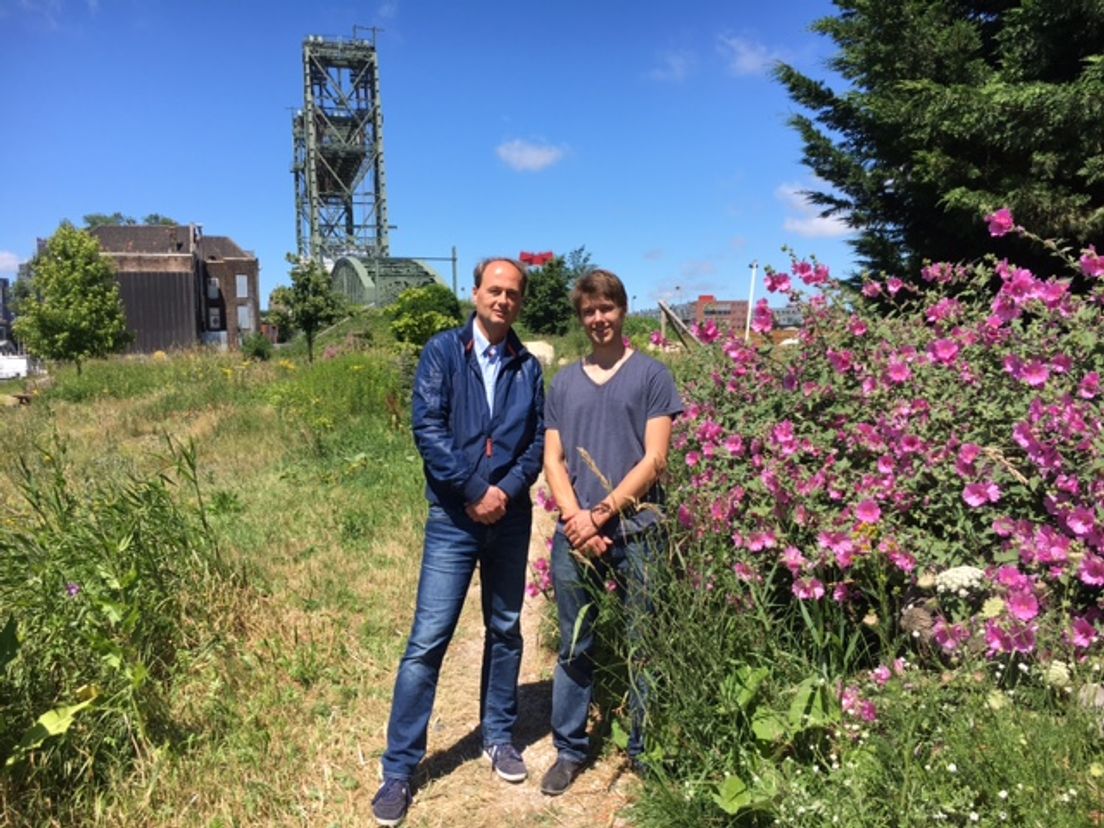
521,257,573,335
775,0,1104,278
142,213,179,226
285,256,345,362
265,285,295,343
13,224,131,374
388,283,462,347
82,212,137,228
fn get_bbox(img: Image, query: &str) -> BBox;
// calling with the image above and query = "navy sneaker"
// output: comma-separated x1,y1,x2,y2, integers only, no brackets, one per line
372,778,411,826
540,756,584,795
483,743,528,782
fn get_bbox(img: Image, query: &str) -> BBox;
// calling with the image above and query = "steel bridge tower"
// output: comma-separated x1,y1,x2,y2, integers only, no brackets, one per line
292,34,389,264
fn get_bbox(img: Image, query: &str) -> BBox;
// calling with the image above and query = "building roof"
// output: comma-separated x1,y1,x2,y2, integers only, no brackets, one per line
199,235,249,259
90,225,198,254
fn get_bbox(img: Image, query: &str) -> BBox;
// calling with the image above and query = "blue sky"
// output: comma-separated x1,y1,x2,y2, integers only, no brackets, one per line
0,0,855,309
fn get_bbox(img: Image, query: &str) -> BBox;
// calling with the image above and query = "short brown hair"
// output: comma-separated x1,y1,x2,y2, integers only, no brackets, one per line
571,268,627,315
473,257,528,294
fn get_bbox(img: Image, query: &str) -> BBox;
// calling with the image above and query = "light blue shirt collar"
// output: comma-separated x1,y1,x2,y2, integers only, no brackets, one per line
472,323,503,415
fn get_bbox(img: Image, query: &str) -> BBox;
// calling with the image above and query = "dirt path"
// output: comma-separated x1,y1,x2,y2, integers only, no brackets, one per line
359,501,639,827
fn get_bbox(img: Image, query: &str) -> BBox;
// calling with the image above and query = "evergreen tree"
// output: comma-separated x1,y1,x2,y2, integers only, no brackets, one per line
775,0,1104,278
13,224,131,373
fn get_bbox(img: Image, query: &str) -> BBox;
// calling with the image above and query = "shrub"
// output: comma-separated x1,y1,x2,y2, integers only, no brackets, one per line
388,284,462,347
241,331,273,361
633,214,1104,823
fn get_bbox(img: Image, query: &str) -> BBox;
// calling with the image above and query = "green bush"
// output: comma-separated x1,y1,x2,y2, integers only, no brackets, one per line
0,438,235,819
387,284,462,347
241,332,273,361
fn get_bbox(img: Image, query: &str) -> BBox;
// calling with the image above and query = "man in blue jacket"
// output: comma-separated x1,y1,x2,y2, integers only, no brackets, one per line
372,258,545,827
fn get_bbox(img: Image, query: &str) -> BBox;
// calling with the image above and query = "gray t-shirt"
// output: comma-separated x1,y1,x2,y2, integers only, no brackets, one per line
545,351,683,539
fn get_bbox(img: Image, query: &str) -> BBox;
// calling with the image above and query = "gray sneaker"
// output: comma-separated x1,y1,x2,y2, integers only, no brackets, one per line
371,778,411,826
483,743,528,782
540,756,584,796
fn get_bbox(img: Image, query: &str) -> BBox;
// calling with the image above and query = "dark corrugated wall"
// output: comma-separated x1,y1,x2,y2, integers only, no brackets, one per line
117,271,198,352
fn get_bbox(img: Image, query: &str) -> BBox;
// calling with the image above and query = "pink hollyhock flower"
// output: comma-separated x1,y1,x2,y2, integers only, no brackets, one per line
750,299,774,334
994,565,1030,590
1007,622,1037,654
986,207,1015,237
525,583,542,598
693,320,720,344
1067,507,1096,537
1069,616,1097,649
933,619,971,652
732,562,762,583
870,665,891,687
1007,589,1039,622
827,349,853,373
605,579,618,593
855,499,881,524
1019,360,1050,387
1080,245,1104,278
832,582,852,603
928,338,959,364
858,700,878,723
840,685,860,715
533,557,550,573
677,504,693,528
792,577,825,600
888,549,916,573
765,271,792,293
886,277,904,296
1079,372,1099,399
1078,552,1104,587
861,281,882,298
649,330,670,347
748,531,777,552
985,620,1013,654
963,482,1001,507
781,545,807,574
723,434,744,455
685,451,701,468
848,316,869,336
885,359,911,384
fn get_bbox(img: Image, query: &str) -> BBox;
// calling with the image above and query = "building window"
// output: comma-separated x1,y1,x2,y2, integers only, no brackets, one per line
236,273,249,298
209,307,222,330
207,277,220,301
237,305,254,332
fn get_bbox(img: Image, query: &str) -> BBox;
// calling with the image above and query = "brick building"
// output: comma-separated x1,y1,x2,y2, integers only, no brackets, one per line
89,225,260,352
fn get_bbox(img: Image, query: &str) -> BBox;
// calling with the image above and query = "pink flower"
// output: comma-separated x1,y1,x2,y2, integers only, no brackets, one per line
1078,553,1104,587
748,531,777,551
858,700,878,723
888,549,916,573
781,545,807,574
685,451,701,468
1007,589,1039,622
985,620,1013,654
885,358,911,384
886,277,904,296
848,316,869,336
677,504,693,528
963,482,1001,507
750,300,774,334
928,338,959,364
832,582,852,603
986,207,1015,237
1019,360,1050,388
1080,245,1104,278
525,583,541,598
1067,507,1096,537
649,330,670,347
1069,616,1097,649
933,619,971,652
792,577,825,600
604,579,618,593
732,562,761,583
870,665,891,687
1079,372,1099,400
855,499,881,524
861,281,882,298
765,271,792,293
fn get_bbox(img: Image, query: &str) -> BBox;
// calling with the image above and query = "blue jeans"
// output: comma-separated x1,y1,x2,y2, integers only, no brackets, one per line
549,527,660,764
381,504,531,781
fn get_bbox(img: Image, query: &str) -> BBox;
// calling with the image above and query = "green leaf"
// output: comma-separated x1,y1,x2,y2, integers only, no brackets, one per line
712,774,752,814
4,696,96,768
0,616,18,672
610,718,630,750
751,709,788,743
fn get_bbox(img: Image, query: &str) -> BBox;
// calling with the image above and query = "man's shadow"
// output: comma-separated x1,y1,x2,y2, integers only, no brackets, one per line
418,678,552,785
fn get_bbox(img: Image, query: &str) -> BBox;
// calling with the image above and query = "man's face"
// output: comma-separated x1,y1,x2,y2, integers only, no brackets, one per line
578,294,625,348
472,261,524,341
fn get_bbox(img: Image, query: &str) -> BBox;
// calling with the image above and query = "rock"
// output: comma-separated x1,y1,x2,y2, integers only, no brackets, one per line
525,340,554,368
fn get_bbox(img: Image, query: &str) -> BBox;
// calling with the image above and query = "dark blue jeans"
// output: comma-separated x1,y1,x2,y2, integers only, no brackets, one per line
549,527,661,764
381,504,531,781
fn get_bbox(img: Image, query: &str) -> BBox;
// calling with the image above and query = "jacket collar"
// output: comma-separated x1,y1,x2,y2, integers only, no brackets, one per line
460,313,525,360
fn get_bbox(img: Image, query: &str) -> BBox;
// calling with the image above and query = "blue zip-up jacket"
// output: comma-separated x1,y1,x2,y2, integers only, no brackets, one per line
412,315,545,511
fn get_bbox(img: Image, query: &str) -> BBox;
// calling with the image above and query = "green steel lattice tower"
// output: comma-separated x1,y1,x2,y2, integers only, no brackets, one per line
292,34,389,264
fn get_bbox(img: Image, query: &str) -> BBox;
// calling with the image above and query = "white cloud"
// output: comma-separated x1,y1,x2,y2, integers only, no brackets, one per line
680,259,717,279
377,1,398,19
495,139,565,173
776,183,852,239
647,50,695,82
717,34,782,77
0,250,22,274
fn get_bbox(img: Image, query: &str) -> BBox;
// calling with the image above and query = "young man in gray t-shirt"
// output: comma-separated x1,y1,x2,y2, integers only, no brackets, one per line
540,269,682,796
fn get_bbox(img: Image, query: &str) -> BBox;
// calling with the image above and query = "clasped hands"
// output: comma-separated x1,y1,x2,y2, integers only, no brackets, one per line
562,509,613,557
465,485,509,524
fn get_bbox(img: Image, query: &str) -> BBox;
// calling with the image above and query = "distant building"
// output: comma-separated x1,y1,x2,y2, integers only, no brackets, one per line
773,304,803,329
89,225,261,352
695,295,749,332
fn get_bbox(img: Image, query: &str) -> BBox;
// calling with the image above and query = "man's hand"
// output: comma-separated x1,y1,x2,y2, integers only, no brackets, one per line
466,485,509,524
563,509,601,548
577,534,612,558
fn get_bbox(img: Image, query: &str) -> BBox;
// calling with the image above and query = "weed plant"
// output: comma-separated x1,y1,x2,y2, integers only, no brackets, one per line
0,437,237,823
